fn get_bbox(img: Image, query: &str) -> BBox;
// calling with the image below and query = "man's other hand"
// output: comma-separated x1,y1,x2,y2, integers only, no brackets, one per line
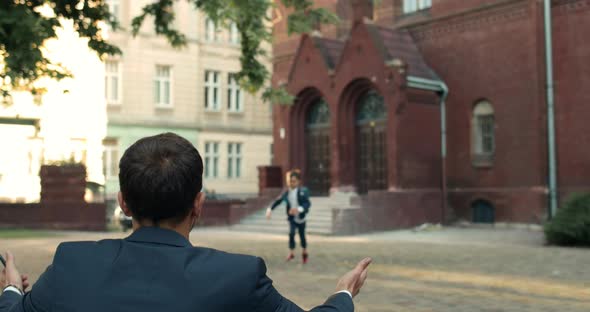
2,251,28,292
288,208,298,216
335,257,372,297
265,209,272,220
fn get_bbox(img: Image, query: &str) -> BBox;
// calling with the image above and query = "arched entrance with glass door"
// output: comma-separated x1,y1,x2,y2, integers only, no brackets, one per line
356,90,387,194
305,98,331,196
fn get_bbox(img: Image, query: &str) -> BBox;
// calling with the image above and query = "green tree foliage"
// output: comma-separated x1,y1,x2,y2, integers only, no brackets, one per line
0,0,339,104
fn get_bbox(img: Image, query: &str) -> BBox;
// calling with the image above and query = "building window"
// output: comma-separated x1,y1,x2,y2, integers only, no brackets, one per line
229,22,240,44
204,142,219,178
227,73,243,112
205,70,220,111
227,143,242,179
205,18,217,42
69,138,88,165
103,139,119,179
270,143,274,165
105,60,122,105
472,100,495,166
403,0,432,14
105,0,120,21
154,65,172,107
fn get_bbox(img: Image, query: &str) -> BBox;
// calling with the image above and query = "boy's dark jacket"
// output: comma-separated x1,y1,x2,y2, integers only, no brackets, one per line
270,187,311,221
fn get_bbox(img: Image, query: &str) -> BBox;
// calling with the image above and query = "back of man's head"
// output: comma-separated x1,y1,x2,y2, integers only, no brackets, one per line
119,133,203,225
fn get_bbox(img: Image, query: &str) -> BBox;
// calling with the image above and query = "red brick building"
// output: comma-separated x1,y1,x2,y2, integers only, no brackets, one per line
268,0,590,230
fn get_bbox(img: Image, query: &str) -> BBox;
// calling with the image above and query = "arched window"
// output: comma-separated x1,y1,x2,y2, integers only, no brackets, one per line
356,90,386,123
356,89,387,194
472,101,495,166
306,98,330,127
305,98,331,196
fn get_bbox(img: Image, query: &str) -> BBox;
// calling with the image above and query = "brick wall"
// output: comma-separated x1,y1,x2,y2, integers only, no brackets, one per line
271,0,590,227
198,199,246,226
409,0,550,219
447,188,547,224
333,190,443,235
553,1,590,194
398,90,442,189
0,203,42,227
430,0,511,17
0,165,106,230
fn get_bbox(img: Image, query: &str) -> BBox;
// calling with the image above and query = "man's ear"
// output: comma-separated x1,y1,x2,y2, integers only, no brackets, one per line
192,191,205,219
118,192,132,217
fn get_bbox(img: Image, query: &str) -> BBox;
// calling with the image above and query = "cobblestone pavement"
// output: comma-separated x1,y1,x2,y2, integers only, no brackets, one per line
1,228,589,311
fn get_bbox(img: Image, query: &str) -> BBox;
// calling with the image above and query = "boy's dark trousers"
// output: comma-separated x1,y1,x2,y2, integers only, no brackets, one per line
288,220,307,249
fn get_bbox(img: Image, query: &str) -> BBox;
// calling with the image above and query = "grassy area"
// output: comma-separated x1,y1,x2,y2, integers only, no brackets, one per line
0,229,60,239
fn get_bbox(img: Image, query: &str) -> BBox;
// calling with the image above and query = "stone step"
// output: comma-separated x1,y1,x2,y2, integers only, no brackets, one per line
261,213,333,221
241,211,332,223
231,196,344,236
240,219,333,228
239,215,333,225
232,223,333,235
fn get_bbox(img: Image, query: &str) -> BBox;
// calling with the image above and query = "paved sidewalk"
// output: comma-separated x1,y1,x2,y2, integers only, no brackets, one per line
1,227,588,311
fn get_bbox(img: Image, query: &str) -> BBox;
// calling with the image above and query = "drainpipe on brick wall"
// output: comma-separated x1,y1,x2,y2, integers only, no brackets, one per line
407,76,449,224
544,0,558,218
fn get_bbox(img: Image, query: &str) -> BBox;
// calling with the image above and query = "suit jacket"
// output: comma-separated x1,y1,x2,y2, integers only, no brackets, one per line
270,187,311,222
0,227,352,312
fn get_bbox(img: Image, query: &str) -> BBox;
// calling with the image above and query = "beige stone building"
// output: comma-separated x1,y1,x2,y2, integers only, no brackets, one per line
103,0,273,200
0,19,107,203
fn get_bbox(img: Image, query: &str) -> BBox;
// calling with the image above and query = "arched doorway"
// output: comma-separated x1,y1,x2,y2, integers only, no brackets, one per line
356,90,387,194
472,200,495,223
305,98,331,196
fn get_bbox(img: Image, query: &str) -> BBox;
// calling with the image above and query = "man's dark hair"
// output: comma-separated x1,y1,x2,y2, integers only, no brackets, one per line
290,171,301,180
119,133,203,224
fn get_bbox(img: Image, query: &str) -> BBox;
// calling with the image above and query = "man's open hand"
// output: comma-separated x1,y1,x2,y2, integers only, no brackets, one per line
335,257,372,297
1,251,29,292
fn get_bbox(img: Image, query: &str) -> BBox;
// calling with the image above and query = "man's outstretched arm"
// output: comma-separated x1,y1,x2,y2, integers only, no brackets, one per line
0,251,53,312
252,257,372,312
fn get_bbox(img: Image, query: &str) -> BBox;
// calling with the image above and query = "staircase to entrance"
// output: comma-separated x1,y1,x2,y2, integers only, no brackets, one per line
231,195,354,235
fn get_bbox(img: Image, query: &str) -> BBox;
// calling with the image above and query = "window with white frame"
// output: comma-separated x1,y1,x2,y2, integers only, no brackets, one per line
69,138,88,165
229,22,240,44
403,0,432,14
205,70,220,111
227,143,242,179
103,139,119,179
227,73,243,112
105,0,120,21
154,65,172,107
105,60,121,105
472,101,495,164
205,18,217,42
204,142,219,178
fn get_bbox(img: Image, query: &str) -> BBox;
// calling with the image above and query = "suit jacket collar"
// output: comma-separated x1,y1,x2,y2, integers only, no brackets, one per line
125,227,192,247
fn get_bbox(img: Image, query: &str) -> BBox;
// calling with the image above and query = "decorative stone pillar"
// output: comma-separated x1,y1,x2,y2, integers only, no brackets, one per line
351,0,374,22
258,166,283,195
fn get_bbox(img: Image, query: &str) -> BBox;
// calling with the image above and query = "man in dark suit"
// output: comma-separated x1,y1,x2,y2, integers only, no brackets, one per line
0,133,371,312
266,171,311,263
